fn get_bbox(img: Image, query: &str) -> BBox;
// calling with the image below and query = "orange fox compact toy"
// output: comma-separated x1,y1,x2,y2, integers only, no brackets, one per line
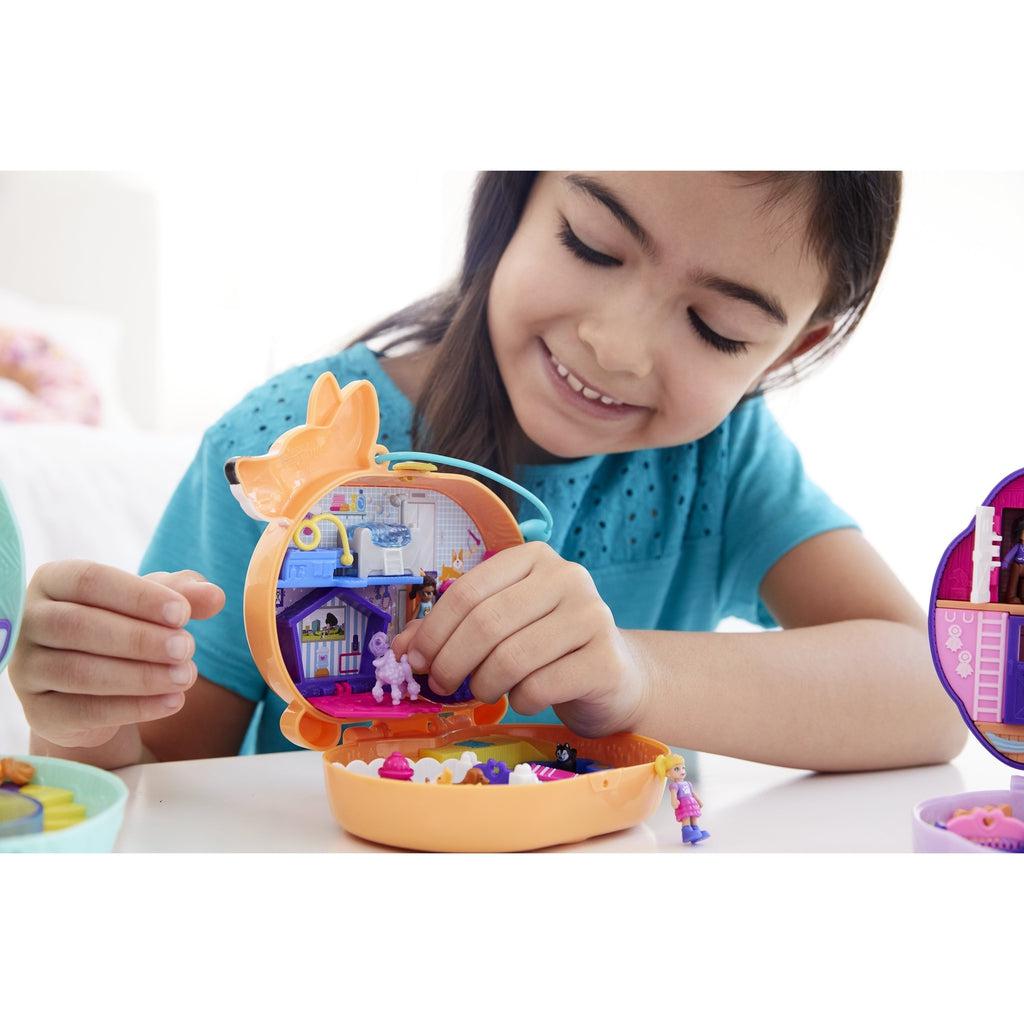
227,373,669,851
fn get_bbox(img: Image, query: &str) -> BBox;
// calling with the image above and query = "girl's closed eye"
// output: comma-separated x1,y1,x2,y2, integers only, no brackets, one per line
687,308,750,357
557,216,621,268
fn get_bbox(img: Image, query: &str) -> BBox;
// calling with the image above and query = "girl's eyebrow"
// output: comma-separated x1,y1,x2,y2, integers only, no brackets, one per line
691,268,789,327
565,173,658,260
564,172,790,327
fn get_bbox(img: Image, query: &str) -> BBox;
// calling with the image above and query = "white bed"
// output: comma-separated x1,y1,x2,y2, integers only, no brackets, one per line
0,173,197,751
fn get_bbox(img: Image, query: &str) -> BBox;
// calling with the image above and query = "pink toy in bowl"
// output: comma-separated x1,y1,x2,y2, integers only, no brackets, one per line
913,777,1024,853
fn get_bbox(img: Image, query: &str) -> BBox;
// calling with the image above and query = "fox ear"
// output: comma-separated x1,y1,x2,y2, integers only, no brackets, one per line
306,372,346,428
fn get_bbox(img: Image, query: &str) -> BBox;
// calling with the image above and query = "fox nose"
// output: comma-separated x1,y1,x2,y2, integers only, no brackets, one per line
224,458,240,485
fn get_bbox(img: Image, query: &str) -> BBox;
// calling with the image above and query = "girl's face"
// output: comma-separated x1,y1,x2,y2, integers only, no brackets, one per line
488,172,832,458
669,763,686,781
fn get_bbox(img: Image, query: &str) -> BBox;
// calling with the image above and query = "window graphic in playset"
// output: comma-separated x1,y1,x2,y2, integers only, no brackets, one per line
225,374,684,852
930,466,1024,769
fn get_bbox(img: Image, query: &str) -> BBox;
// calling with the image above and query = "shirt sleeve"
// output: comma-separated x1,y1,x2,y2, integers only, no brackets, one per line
718,396,858,629
138,426,267,703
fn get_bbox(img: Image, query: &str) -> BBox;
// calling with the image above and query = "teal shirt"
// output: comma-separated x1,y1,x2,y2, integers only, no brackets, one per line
139,342,856,754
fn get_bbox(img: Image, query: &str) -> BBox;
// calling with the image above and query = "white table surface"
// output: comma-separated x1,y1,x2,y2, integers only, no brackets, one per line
112,738,1014,853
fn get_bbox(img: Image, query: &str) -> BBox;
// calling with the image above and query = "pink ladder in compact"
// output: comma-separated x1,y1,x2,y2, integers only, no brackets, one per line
973,612,1007,721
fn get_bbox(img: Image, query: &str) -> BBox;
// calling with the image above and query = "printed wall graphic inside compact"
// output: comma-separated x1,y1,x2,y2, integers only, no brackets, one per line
226,373,675,852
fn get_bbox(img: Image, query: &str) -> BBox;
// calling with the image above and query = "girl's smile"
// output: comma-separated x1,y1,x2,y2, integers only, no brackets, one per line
537,336,649,422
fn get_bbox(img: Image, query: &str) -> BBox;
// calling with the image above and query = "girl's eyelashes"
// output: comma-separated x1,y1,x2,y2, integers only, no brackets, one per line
687,308,750,357
558,217,621,268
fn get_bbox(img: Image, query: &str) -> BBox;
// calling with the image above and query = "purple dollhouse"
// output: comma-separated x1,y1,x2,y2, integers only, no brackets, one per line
932,467,1024,767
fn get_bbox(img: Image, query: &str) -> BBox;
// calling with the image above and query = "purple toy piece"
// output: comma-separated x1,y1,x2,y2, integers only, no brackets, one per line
479,759,511,785
420,675,475,704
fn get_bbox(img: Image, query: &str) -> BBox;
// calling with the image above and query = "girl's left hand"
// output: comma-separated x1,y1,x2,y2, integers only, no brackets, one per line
390,542,647,736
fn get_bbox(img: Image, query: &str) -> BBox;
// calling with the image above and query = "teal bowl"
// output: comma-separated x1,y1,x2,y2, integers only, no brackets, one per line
0,755,128,853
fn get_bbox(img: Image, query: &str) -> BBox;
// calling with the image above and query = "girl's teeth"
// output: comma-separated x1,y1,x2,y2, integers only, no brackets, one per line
548,350,624,405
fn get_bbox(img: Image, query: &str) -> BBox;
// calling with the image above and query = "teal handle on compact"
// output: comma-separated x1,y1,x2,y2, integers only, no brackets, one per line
375,450,554,544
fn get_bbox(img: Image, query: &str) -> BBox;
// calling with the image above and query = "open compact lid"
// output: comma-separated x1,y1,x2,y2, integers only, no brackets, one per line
930,465,1024,771
0,479,25,674
228,374,553,752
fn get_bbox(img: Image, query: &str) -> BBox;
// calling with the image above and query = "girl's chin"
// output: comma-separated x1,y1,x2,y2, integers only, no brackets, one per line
517,419,622,460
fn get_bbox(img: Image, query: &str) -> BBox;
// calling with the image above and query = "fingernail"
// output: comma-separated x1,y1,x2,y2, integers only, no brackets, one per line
408,650,427,673
167,634,192,660
169,662,193,685
161,693,184,710
163,601,189,626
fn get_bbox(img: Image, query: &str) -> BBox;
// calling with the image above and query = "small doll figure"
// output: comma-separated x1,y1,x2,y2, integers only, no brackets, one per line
1000,516,1024,604
408,574,438,620
655,753,709,846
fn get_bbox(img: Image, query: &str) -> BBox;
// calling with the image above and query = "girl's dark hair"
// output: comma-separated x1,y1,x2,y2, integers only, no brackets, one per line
348,171,902,495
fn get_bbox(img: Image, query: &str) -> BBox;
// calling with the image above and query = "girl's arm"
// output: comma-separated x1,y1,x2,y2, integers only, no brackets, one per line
627,529,966,771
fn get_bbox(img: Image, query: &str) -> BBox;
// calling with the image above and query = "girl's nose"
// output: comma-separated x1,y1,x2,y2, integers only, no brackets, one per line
578,317,656,379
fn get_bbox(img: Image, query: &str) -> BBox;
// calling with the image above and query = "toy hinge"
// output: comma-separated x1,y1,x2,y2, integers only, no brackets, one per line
340,714,446,746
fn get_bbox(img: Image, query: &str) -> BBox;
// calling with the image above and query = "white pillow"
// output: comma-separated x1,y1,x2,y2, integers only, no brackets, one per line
0,286,129,428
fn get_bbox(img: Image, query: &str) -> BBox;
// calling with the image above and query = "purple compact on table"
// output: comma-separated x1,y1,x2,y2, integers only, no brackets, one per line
916,467,1024,852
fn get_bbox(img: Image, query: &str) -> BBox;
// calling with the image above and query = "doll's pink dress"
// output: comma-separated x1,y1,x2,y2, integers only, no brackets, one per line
669,779,701,820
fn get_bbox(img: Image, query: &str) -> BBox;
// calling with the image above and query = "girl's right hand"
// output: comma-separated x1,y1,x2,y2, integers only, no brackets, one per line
8,561,225,750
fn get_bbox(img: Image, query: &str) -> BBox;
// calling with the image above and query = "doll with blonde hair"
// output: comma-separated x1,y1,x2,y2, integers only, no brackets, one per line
655,753,708,845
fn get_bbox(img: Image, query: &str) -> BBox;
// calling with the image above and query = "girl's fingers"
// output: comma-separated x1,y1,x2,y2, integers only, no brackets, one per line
19,647,197,697
427,575,564,695
144,571,225,621
29,600,195,665
28,688,187,734
506,648,603,719
36,561,196,628
406,543,555,675
467,602,599,704
390,618,425,660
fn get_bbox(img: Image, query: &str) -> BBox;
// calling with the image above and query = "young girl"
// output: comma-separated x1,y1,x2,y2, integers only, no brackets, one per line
9,172,965,771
